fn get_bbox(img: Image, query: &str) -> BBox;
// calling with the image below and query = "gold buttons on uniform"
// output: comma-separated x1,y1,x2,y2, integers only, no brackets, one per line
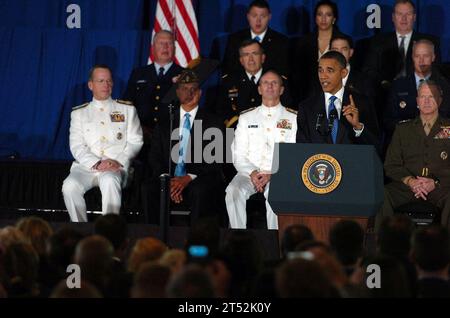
267,128,271,132
100,121,105,125
156,85,161,90
100,150,104,156
154,107,159,111
251,98,255,102
101,136,106,141
155,96,160,100
154,118,158,122
100,108,104,112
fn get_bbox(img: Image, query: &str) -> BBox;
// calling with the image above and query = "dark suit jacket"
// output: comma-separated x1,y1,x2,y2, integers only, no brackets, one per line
296,90,380,150
363,31,441,86
123,63,184,133
216,68,293,125
292,28,349,103
149,107,224,179
222,28,289,76
346,68,377,99
384,69,450,138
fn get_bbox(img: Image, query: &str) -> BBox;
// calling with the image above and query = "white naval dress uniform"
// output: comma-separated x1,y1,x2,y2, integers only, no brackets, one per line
225,103,297,230
62,98,143,222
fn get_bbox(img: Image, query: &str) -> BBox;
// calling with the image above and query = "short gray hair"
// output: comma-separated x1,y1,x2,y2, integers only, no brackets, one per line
152,30,175,45
412,39,435,55
418,79,443,98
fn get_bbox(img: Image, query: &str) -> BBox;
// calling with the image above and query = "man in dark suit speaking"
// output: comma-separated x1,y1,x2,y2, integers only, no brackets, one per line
296,51,379,150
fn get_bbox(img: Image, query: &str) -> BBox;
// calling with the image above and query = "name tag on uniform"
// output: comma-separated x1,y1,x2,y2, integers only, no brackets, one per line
248,124,258,128
110,112,125,122
277,119,292,129
434,126,450,139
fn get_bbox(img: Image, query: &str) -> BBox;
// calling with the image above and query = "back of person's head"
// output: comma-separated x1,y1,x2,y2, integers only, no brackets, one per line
47,226,84,272
94,214,128,251
131,262,172,298
16,216,53,256
159,249,187,274
0,226,27,249
74,235,114,290
166,264,216,298
275,258,338,297
2,242,39,297
50,279,102,298
411,225,450,272
185,217,220,259
281,224,314,258
377,215,414,258
127,237,168,273
362,255,411,298
329,220,364,266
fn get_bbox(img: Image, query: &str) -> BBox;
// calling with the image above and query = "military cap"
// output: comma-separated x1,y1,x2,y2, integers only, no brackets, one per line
177,69,199,84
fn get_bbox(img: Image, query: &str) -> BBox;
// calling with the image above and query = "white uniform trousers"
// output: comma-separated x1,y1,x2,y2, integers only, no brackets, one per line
62,165,124,222
225,173,278,230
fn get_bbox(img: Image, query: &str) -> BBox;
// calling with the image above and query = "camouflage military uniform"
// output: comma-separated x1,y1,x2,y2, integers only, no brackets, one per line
378,116,450,230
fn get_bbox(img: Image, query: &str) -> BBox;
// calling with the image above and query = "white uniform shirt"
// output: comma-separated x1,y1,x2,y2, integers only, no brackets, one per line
232,103,298,175
69,97,143,171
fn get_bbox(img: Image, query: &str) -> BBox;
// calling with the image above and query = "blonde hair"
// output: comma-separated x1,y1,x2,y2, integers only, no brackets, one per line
127,237,168,273
16,217,53,256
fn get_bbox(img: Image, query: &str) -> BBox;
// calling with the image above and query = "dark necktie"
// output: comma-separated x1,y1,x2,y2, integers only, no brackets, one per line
251,75,256,85
398,35,406,77
158,67,165,79
254,35,261,43
328,96,339,144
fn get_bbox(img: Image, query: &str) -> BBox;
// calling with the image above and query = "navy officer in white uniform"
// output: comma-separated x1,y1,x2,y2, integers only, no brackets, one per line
225,70,297,230
62,65,143,222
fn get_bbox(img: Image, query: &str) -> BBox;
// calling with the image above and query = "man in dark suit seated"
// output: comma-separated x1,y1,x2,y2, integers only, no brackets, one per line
217,39,292,129
222,0,289,76
296,51,380,150
363,0,441,87
378,80,450,231
123,30,184,155
330,34,376,100
384,39,450,144
145,70,225,224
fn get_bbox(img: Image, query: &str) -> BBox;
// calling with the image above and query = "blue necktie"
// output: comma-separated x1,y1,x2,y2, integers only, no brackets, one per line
174,113,191,176
254,35,261,43
158,66,165,79
328,96,339,144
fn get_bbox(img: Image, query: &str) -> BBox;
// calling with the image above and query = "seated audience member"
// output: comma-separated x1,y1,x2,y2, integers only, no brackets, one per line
378,80,450,231
217,39,292,128
127,237,167,274
281,224,314,259
411,225,450,298
293,0,349,102
225,71,297,230
275,258,339,298
131,262,172,298
166,264,216,298
377,215,417,295
384,39,450,144
297,51,379,150
222,0,288,76
146,70,225,224
62,65,143,222
329,220,365,276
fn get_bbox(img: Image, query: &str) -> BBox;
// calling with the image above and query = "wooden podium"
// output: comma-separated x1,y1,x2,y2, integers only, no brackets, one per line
269,143,383,244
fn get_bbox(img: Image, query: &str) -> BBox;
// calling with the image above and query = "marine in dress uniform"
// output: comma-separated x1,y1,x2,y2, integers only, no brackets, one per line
378,80,450,231
225,71,297,230
62,66,143,222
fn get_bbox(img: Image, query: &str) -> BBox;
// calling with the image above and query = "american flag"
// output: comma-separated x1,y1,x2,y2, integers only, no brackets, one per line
149,0,200,67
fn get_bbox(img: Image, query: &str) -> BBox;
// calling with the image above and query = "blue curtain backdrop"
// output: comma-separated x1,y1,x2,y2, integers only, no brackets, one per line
0,0,449,160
